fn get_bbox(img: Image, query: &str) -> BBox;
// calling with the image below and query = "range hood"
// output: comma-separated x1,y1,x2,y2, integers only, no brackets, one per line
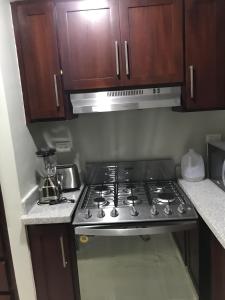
70,86,181,114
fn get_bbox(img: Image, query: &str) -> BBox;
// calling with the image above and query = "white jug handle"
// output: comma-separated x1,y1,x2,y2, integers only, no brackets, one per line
222,160,225,186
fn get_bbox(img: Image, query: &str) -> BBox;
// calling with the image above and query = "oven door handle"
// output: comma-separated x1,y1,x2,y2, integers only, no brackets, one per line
75,221,197,237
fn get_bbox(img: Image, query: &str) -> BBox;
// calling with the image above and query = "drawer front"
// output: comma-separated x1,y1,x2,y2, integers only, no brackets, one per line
0,261,9,292
0,296,11,300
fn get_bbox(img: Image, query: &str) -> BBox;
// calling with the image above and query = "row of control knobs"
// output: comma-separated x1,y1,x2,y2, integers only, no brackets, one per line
84,204,186,219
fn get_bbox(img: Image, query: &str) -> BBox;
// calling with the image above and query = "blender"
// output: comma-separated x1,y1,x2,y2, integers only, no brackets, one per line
36,148,61,204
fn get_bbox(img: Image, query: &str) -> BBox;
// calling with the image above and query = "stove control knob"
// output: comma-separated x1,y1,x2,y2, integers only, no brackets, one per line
130,206,139,216
150,205,158,216
178,204,186,214
110,207,119,217
164,204,172,215
84,209,92,219
97,208,105,218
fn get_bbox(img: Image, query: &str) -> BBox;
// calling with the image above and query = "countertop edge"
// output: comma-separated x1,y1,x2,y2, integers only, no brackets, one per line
179,179,225,250
21,186,84,225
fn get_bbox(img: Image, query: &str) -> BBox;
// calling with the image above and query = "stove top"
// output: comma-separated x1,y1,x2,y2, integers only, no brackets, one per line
73,180,198,226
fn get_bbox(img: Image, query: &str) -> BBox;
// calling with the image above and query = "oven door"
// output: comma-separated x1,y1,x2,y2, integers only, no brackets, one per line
75,221,198,300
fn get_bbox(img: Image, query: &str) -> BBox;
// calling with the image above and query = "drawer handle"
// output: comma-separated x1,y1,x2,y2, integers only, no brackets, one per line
189,65,194,99
53,74,60,109
59,236,68,268
115,41,120,77
124,41,130,76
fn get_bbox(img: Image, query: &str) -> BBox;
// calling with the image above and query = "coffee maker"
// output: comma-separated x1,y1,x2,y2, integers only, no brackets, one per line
36,148,61,204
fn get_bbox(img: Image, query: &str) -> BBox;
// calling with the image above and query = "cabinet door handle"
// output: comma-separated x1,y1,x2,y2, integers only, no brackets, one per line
115,41,120,77
59,236,68,268
53,74,60,109
124,41,130,76
189,65,194,99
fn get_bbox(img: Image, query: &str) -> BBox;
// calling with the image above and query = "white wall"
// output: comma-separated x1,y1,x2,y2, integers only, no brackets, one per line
0,0,37,299
30,108,225,171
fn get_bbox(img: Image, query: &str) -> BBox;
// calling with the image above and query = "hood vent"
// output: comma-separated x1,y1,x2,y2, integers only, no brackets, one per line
70,86,181,114
107,89,144,97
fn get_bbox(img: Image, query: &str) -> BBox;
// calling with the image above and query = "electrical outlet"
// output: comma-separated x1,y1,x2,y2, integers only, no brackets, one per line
205,134,222,143
55,141,72,152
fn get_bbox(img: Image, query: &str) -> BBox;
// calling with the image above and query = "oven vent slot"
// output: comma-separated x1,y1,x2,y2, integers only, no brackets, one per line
107,90,144,97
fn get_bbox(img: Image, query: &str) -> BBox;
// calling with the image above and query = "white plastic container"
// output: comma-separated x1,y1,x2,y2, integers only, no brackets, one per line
181,149,205,182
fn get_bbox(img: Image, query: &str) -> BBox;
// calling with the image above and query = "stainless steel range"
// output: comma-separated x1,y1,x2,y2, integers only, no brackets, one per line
73,160,198,300
73,160,197,227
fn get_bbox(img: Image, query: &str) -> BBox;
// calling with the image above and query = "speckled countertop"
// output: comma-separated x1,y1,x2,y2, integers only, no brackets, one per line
179,179,225,249
21,187,84,225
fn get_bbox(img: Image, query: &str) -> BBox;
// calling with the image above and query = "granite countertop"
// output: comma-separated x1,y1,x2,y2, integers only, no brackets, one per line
21,186,84,225
179,179,225,249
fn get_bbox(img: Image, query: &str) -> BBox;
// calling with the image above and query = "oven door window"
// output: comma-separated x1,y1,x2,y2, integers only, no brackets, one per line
76,233,198,300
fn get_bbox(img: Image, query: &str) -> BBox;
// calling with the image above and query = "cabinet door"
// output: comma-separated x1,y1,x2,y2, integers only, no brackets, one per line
27,225,77,300
0,296,11,300
184,0,225,110
0,234,4,258
211,236,225,300
119,0,183,87
0,262,9,292
14,2,65,121
57,0,121,90
187,227,199,290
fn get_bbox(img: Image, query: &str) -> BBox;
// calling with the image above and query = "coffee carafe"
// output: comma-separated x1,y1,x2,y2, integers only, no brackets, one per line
36,148,61,204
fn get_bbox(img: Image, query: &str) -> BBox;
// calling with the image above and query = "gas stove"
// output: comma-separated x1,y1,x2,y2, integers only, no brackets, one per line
73,160,197,226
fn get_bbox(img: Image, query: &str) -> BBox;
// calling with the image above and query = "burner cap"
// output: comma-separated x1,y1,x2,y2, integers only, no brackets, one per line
95,185,112,195
93,197,109,207
154,193,175,204
124,195,142,205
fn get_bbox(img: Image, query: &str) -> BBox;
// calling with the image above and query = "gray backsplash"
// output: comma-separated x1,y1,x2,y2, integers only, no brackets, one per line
29,108,225,175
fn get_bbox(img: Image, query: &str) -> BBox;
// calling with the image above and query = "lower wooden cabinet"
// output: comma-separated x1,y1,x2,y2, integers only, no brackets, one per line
211,235,225,300
187,227,199,290
0,188,18,300
0,296,11,300
27,224,79,300
173,231,187,264
0,235,4,258
0,262,9,292
173,226,199,291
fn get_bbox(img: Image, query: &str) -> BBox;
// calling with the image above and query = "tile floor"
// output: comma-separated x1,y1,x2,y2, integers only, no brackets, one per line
77,234,198,300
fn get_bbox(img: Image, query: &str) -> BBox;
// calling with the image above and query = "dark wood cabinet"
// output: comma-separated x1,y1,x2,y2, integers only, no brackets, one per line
12,1,66,122
27,224,79,300
57,0,183,91
119,0,183,87
211,236,225,300
183,0,225,110
0,235,4,258
0,296,11,300
173,231,187,263
187,227,199,290
57,0,121,90
12,0,225,117
0,262,9,292
0,188,18,300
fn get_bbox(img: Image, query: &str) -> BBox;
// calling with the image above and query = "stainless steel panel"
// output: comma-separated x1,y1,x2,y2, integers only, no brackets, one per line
75,221,197,236
70,86,181,114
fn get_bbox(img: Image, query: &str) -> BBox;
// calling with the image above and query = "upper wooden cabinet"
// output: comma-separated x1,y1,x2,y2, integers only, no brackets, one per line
57,0,121,90
12,0,225,120
12,1,65,121
183,0,225,110
119,0,183,87
57,0,184,91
